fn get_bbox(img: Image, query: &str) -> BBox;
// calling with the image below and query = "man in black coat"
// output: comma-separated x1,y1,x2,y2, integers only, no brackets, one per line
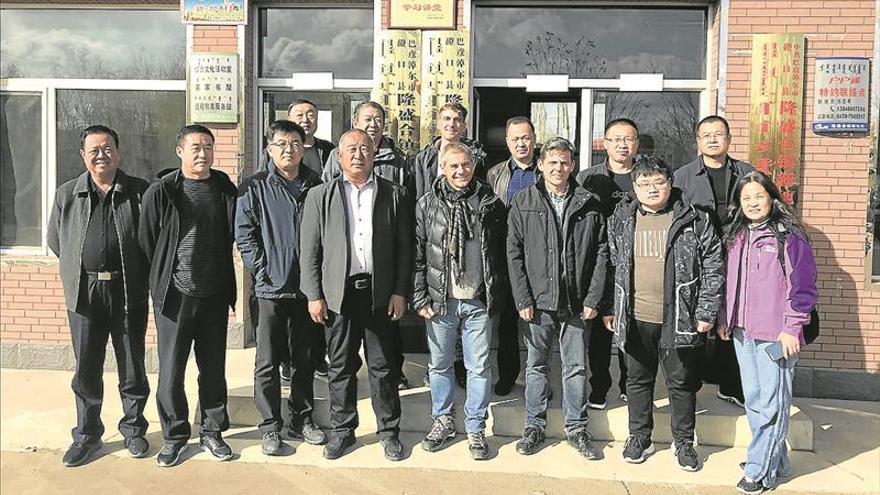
236,120,326,456
507,137,607,461
300,129,413,461
139,124,237,467
48,125,151,467
604,157,724,471
413,142,507,460
674,115,754,408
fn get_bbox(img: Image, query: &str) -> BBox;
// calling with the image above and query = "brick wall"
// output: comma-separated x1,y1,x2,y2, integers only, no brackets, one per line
724,0,878,371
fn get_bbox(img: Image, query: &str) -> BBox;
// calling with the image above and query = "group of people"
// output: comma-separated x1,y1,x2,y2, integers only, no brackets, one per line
48,98,817,495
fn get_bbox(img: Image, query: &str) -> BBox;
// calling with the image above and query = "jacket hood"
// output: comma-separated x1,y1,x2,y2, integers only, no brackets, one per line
613,187,689,221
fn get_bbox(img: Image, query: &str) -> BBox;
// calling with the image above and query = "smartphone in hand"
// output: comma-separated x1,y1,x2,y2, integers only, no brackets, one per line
766,341,785,361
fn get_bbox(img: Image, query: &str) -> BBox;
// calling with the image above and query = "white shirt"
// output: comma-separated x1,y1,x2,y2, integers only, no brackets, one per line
342,174,375,276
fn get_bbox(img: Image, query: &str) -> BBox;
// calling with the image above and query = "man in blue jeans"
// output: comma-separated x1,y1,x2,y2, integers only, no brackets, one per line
412,142,508,460
506,137,608,460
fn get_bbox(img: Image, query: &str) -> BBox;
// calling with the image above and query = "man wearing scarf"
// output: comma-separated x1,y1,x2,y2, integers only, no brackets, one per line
412,142,507,461
507,137,608,460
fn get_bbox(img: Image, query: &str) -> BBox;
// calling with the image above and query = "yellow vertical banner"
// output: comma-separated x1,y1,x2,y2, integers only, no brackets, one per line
420,29,470,148
748,34,805,205
372,30,422,155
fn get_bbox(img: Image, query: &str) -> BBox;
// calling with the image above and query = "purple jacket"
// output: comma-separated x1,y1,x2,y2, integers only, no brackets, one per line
724,224,818,344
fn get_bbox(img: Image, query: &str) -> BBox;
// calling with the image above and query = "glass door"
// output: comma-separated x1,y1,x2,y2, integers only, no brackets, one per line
1,91,44,250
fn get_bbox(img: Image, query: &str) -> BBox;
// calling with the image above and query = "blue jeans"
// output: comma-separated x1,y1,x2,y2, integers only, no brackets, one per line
733,327,796,488
524,310,590,435
426,299,493,433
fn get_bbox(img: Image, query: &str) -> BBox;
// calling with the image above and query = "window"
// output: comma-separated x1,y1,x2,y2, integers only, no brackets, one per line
0,8,185,250
0,93,42,248
56,90,186,186
260,7,374,79
473,7,706,79
0,9,185,80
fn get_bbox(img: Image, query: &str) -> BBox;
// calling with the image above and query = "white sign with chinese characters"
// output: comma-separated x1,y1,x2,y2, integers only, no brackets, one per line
188,52,239,124
813,57,870,133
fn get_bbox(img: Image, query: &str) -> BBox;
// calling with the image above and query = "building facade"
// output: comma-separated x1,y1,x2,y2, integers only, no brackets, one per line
1,0,878,399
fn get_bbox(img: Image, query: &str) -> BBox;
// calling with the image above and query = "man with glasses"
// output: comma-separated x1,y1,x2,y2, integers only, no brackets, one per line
236,120,326,456
576,117,640,410
674,115,754,408
300,129,413,461
48,125,151,467
603,156,724,471
507,137,607,460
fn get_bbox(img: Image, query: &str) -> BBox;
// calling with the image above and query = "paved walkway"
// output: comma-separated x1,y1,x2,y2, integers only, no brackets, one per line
1,348,878,494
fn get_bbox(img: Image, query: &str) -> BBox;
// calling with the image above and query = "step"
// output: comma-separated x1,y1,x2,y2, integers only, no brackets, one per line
225,352,813,451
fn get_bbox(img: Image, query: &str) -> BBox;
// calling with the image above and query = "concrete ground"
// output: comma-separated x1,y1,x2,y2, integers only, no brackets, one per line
1,348,878,494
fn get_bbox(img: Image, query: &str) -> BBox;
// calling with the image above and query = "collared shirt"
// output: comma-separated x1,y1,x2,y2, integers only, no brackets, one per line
507,158,538,204
342,174,376,276
81,176,122,273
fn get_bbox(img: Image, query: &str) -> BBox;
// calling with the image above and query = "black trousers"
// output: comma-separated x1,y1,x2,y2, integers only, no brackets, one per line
325,281,401,440
67,274,149,443
495,290,521,386
710,335,744,399
588,323,628,401
625,319,699,444
254,298,322,433
155,289,229,442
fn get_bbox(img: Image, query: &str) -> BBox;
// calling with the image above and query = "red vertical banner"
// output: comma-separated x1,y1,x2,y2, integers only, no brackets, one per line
748,34,805,205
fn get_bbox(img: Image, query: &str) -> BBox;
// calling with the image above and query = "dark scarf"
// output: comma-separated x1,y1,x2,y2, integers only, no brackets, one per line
440,179,477,279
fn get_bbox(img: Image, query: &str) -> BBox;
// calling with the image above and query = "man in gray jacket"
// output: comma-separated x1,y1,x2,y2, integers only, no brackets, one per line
236,120,326,456
48,125,151,467
300,129,413,462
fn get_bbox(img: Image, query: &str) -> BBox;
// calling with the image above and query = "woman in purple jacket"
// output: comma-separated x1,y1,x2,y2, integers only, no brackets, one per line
718,172,818,495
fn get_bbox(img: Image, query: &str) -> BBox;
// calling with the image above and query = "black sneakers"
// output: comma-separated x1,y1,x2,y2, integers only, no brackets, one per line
736,477,766,495
261,431,286,456
124,436,150,458
323,432,356,460
622,435,654,463
717,390,745,408
288,422,327,445
567,430,602,460
156,441,187,468
515,426,545,456
467,431,490,460
674,441,700,471
493,380,515,397
199,432,233,461
421,416,456,452
381,436,405,462
62,439,102,467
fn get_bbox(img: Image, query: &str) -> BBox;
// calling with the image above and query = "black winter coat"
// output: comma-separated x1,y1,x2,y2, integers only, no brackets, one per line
412,177,507,315
138,168,238,316
506,178,608,315
673,156,754,226
605,191,725,350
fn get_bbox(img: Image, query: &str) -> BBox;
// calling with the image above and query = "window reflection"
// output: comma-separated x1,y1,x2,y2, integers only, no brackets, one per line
592,92,699,169
474,8,705,79
260,8,374,79
55,90,186,186
0,10,185,79
1,94,42,248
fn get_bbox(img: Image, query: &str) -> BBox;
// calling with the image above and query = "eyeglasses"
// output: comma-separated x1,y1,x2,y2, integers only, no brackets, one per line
269,141,303,151
604,136,637,145
634,179,670,190
699,132,729,141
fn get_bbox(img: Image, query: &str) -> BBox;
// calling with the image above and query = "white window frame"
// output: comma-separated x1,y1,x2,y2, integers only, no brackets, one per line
0,5,187,255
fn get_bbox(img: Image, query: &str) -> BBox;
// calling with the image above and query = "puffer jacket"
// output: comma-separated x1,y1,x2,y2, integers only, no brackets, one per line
723,224,817,344
506,177,607,315
412,177,507,315
413,137,487,201
606,190,724,349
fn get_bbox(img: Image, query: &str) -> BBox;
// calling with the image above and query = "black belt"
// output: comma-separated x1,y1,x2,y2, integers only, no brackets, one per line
85,270,122,281
347,273,371,290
